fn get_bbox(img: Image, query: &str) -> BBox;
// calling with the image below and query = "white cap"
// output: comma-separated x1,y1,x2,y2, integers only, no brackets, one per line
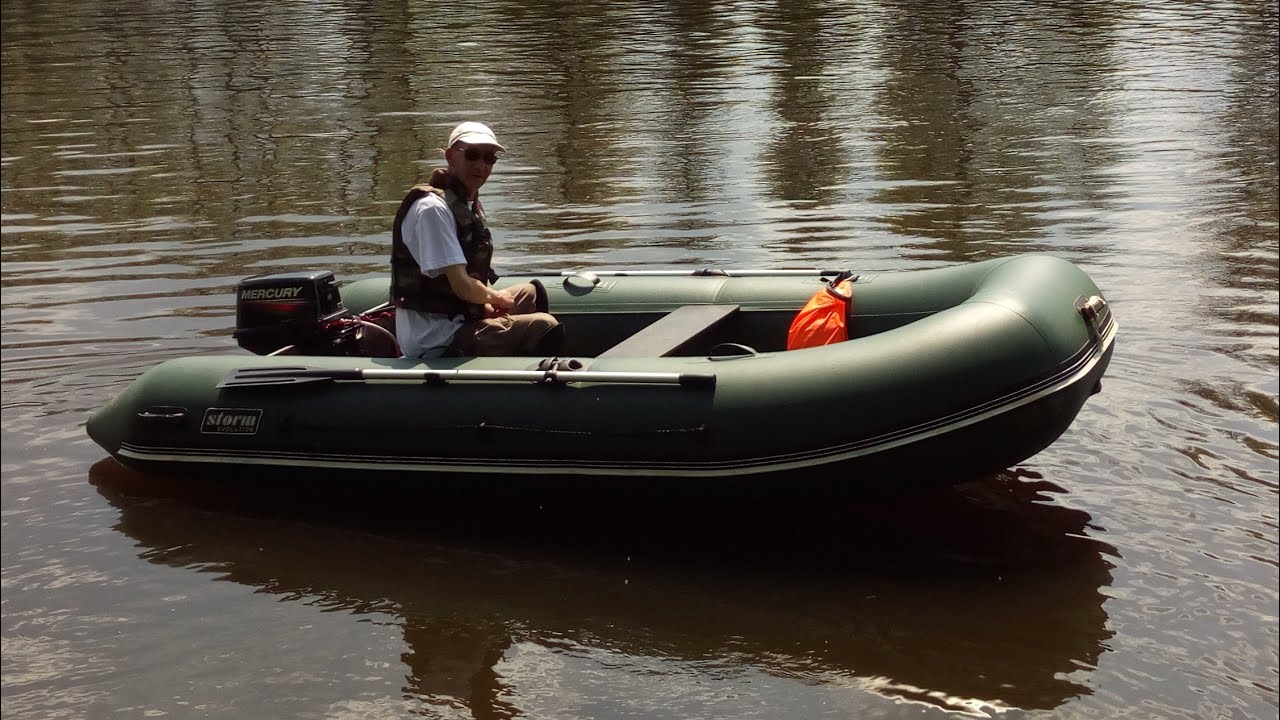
447,121,505,151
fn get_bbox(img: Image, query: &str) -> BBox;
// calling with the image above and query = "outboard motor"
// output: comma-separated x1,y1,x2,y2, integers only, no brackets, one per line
233,270,358,355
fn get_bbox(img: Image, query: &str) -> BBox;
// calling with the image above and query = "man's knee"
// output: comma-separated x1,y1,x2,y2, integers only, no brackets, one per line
504,281,548,315
529,279,549,313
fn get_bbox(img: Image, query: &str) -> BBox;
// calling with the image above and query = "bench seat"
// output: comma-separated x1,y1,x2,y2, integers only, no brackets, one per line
596,304,740,359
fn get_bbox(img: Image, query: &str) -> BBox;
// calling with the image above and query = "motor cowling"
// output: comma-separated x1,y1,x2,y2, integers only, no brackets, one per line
233,270,356,355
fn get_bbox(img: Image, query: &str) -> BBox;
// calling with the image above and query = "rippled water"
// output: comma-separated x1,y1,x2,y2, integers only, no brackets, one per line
3,1,1277,718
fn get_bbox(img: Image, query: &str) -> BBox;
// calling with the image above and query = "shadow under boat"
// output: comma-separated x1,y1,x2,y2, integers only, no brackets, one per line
89,458,1117,716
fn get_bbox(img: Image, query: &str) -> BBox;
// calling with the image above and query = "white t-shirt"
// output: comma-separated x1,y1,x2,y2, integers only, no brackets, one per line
395,193,468,359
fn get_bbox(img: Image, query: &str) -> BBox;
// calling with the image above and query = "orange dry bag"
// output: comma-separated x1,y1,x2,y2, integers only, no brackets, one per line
786,272,855,350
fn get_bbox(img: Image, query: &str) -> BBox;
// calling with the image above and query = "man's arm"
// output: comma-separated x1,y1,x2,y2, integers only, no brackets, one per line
403,196,514,312
443,265,515,312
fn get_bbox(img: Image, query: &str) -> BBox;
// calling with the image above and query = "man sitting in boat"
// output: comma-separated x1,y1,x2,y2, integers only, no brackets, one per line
390,121,562,358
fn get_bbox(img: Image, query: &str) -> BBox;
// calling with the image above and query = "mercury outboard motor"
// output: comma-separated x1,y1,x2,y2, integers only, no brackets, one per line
232,270,358,355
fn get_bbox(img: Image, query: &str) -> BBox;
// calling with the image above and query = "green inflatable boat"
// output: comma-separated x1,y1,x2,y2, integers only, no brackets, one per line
86,254,1116,495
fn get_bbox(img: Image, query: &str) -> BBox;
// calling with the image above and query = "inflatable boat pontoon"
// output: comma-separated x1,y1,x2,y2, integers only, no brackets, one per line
86,254,1116,496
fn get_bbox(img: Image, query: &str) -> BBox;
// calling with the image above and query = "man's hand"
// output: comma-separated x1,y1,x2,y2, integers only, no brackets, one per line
488,288,516,314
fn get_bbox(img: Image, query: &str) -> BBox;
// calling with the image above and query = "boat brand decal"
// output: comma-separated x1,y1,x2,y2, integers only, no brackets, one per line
201,408,263,435
239,286,303,301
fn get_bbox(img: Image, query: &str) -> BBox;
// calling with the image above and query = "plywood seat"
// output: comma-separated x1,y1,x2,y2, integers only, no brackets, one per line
596,304,740,359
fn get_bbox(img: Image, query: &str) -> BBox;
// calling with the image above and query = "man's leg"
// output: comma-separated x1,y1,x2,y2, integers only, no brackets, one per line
466,312,562,356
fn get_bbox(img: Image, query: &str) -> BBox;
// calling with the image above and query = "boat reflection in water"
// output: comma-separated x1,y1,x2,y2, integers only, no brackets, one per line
90,459,1116,716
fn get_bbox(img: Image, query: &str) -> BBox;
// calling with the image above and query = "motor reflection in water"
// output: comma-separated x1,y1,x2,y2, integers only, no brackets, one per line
89,459,1116,716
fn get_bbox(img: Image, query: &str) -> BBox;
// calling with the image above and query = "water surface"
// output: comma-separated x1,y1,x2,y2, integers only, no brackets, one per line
2,1,1277,718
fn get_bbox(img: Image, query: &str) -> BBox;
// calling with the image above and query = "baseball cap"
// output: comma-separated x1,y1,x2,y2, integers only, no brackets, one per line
447,121,505,151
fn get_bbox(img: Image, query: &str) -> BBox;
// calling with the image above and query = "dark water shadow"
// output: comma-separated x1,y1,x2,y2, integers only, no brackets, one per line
89,458,1116,716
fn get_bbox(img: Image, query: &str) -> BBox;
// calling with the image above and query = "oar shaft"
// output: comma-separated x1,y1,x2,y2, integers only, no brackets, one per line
560,269,849,277
360,368,706,385
221,366,716,388
360,368,701,381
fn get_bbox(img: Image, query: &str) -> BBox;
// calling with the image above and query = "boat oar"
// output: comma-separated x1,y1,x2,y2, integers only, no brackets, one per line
560,268,853,278
217,365,716,389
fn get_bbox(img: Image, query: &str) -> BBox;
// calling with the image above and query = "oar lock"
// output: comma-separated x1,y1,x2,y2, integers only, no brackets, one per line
534,357,585,383
1076,295,1109,339
1076,295,1107,321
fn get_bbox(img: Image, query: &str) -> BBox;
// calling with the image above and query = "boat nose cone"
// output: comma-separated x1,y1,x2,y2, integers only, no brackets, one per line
85,402,123,455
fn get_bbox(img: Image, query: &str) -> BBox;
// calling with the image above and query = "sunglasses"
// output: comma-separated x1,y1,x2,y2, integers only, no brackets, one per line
461,147,500,165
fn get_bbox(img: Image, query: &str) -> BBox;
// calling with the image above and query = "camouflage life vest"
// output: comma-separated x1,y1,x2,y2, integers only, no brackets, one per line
390,173,498,318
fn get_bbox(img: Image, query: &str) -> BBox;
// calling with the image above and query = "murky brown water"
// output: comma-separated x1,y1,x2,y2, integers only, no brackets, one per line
3,1,1277,718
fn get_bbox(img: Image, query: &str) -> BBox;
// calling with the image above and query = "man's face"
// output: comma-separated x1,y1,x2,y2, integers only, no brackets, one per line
446,143,501,197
